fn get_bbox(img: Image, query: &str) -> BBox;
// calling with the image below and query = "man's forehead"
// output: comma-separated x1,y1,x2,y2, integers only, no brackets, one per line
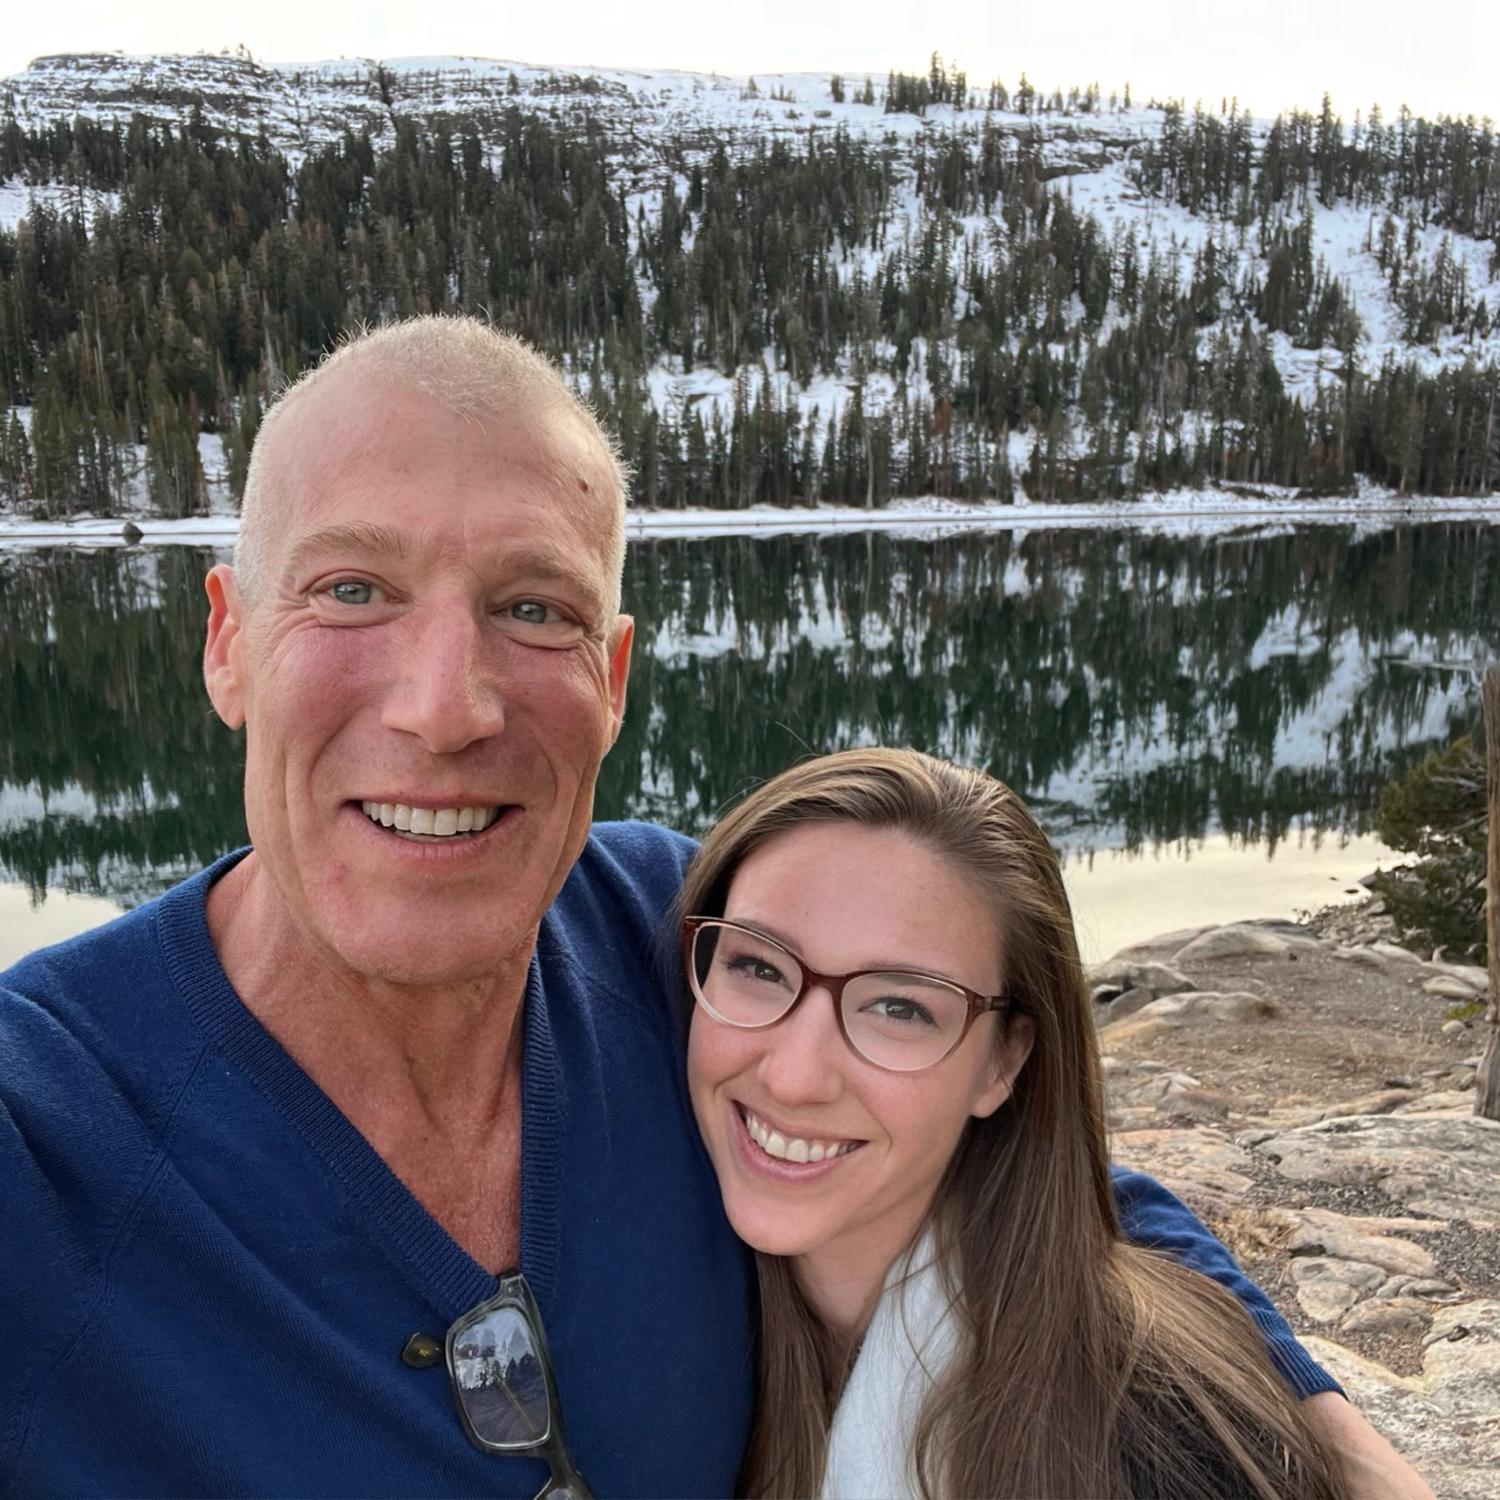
261,374,620,552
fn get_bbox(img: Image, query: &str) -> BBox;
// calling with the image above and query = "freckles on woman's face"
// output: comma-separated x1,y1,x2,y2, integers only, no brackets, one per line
685,822,1033,1273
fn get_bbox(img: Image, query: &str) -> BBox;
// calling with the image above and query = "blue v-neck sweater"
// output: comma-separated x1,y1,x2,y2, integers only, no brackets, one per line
1,821,1331,1498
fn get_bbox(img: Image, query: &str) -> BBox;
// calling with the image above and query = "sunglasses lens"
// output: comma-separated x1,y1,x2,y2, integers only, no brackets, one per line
450,1302,552,1448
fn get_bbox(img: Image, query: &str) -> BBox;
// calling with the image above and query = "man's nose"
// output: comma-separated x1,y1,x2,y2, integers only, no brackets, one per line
755,984,846,1104
381,604,506,753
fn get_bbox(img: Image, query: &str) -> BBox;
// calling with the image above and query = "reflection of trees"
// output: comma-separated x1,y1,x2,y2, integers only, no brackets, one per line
1,525,1496,902
601,524,1499,847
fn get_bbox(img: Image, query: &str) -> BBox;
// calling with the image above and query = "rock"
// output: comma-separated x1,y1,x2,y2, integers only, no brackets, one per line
1100,988,1156,1027
1394,1090,1476,1114
1112,1127,1258,1220
1369,940,1423,966
1426,975,1485,999
1425,961,1491,992
1173,925,1290,963
1339,1297,1434,1337
1135,991,1281,1023
1099,926,1216,967
1334,944,1389,970
1317,1088,1419,1121
1400,1278,1464,1301
1288,1256,1386,1321
120,519,144,543
1249,1114,1500,1223
1122,960,1195,995
1090,983,1124,1005
1442,1019,1471,1036
1304,1317,1500,1499
1231,1206,1438,1277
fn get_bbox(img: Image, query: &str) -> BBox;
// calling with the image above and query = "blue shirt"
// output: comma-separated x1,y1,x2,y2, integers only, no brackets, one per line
0,823,1332,1497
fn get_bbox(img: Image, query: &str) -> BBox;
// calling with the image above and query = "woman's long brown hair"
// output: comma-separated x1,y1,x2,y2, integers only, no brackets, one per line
676,748,1349,1500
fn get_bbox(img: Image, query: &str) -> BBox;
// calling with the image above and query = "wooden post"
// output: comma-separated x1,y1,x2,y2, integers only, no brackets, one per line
1477,666,1500,1120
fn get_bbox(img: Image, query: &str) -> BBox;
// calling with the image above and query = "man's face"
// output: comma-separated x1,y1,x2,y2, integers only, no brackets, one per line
204,374,632,987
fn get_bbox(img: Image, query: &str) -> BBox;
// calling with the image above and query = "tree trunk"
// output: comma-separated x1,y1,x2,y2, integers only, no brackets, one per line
1476,665,1500,1120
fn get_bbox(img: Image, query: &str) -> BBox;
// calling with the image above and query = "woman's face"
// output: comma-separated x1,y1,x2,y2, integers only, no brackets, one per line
687,822,1034,1286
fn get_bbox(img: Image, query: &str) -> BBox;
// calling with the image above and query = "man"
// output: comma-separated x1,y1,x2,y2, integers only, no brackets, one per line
0,318,1427,1496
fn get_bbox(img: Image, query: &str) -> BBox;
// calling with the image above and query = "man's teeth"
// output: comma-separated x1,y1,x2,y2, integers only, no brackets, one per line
360,801,499,837
743,1109,858,1163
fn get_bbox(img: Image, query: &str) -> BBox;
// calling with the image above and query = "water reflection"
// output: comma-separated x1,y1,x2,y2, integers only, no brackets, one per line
1,525,1495,927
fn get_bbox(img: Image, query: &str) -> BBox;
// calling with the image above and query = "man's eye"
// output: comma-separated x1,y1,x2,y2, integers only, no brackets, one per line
328,580,379,605
506,601,559,626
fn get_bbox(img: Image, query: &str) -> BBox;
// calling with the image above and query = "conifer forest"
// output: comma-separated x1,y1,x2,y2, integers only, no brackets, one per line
1,52,1498,517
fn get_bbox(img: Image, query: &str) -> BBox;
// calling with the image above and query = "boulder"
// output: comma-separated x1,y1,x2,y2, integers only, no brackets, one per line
1249,1114,1500,1223
1288,1256,1386,1322
1173,925,1290,963
1135,991,1280,1023
1339,1297,1433,1337
1100,988,1156,1026
1112,1127,1259,1220
1230,1205,1438,1277
1317,1088,1419,1121
1425,975,1485,1000
1306,1311,1500,1499
1369,941,1424,966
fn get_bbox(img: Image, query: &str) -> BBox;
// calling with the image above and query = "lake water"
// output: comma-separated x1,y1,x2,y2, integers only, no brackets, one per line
2,521,1497,966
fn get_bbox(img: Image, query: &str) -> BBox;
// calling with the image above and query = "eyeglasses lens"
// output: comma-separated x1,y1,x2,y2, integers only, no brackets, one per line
841,974,970,1070
691,923,803,1026
451,1303,552,1449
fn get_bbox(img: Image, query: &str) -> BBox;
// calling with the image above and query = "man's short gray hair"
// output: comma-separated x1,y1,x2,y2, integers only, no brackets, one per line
234,317,631,610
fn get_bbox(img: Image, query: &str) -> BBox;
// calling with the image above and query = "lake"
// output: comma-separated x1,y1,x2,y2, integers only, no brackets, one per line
2,520,1497,966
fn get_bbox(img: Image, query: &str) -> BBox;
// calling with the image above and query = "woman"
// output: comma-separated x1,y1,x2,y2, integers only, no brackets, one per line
677,747,1350,1500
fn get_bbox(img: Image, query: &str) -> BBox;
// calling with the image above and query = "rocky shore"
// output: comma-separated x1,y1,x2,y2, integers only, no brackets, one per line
1094,902,1497,1498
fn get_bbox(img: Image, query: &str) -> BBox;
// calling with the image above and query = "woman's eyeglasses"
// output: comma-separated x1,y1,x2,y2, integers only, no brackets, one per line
682,916,1010,1072
445,1272,592,1499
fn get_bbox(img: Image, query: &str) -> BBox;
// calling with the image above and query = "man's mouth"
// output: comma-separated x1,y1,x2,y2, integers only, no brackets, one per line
740,1105,862,1164
358,800,504,840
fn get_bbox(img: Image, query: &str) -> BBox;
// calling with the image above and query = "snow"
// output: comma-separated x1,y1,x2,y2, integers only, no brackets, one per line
4,487,1498,551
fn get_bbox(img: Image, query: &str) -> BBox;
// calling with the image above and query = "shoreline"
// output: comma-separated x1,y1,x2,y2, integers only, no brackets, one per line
4,490,1500,548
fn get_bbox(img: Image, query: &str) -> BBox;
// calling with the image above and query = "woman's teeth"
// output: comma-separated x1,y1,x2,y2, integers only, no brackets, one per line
743,1108,858,1163
360,801,499,837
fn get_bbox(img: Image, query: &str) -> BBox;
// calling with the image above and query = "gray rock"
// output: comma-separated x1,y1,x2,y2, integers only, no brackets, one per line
1339,1297,1434,1337
1288,1256,1386,1322
1122,960,1195,995
1135,990,1281,1023
1306,1312,1500,1498
1173,925,1290,963
1425,961,1491,992
1369,941,1424,966
1100,988,1156,1027
1441,1018,1471,1035
1426,975,1485,999
1249,1114,1500,1222
1334,944,1390,969
1318,1088,1419,1121
1232,1205,1437,1276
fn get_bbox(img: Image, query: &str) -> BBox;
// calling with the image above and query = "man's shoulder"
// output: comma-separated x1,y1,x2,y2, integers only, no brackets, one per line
564,820,697,914
1,861,229,1108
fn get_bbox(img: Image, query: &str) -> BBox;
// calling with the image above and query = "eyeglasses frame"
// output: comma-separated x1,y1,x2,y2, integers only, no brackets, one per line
681,915,1012,1073
444,1271,593,1499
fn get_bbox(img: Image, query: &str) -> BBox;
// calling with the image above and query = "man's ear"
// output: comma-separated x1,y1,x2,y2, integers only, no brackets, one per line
204,564,248,730
972,1012,1036,1120
604,614,634,750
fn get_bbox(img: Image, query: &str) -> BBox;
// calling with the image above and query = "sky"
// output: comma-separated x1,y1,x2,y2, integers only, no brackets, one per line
3,0,1496,124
